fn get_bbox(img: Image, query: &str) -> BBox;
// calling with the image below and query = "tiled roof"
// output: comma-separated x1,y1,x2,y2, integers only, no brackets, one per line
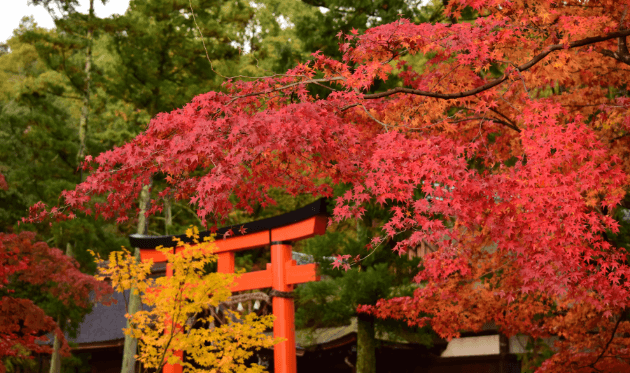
296,318,358,349
295,317,426,350
71,290,130,344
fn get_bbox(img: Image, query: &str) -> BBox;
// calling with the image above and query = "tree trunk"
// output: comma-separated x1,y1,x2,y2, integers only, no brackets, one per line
164,198,172,235
77,0,94,182
121,183,151,373
356,315,376,373
136,182,152,237
48,324,62,373
65,241,74,258
49,242,74,373
120,249,142,373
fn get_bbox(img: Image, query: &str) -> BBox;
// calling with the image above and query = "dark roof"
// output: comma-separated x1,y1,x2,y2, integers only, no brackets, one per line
129,198,328,249
151,261,167,275
71,290,130,345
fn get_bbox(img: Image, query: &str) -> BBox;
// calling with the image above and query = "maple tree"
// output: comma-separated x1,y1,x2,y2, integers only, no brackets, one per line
27,0,630,371
0,231,112,373
92,228,276,373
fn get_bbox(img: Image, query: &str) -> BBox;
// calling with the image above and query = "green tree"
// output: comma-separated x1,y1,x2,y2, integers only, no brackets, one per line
295,200,432,373
0,29,126,373
292,0,444,58
28,0,103,174
103,0,251,118
0,26,128,264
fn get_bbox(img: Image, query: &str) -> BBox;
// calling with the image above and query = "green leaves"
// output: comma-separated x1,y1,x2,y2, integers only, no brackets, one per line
105,0,251,117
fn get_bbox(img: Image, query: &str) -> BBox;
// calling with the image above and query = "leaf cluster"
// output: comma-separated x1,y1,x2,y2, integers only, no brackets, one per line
0,231,112,369
92,228,277,373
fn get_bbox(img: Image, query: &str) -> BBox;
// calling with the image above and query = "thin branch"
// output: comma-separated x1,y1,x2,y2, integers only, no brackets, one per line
176,202,204,227
217,29,630,109
620,6,629,30
611,133,630,142
450,116,522,133
360,104,390,131
582,315,624,370
499,93,523,115
488,108,520,130
310,80,340,92
229,77,346,102
153,321,177,373
188,0,307,82
362,29,630,101
514,68,532,99
585,6,627,65
599,47,630,64
340,103,361,111
188,0,227,79
429,63,461,91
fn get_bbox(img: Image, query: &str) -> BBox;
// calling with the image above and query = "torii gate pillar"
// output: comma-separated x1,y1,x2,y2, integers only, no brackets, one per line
271,242,297,373
131,199,329,373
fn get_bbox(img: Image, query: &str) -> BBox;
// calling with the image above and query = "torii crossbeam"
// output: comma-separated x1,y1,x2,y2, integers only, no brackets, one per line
129,198,328,373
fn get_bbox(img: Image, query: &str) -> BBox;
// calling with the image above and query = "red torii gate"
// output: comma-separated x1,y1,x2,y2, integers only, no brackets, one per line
129,199,328,373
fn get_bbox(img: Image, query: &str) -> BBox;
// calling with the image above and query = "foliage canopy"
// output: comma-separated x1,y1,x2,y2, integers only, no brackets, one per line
27,0,630,371
0,231,112,373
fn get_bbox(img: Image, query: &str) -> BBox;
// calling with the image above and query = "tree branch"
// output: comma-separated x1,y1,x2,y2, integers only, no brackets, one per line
611,133,630,142
230,77,346,102
488,108,520,131
450,116,522,133
599,36,630,65
582,314,624,370
362,29,630,101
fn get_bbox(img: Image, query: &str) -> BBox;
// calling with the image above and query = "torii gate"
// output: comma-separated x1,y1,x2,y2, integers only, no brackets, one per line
129,198,328,373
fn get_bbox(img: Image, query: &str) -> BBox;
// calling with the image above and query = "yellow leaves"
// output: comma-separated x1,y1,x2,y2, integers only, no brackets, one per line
93,227,277,373
90,248,154,295
171,311,276,373
185,226,199,238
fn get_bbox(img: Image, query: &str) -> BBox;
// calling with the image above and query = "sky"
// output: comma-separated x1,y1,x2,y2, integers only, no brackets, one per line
1,0,131,44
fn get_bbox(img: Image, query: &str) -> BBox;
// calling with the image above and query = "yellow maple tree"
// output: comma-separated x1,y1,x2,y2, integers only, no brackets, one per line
91,228,277,373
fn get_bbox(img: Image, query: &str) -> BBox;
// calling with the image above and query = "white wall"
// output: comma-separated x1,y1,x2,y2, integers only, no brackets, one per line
441,335,500,357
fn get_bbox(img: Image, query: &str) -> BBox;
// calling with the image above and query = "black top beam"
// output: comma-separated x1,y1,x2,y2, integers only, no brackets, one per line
129,198,328,249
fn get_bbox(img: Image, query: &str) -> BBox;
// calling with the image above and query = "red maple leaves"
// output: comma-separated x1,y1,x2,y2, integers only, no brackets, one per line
0,232,112,368
0,174,7,191
23,0,630,370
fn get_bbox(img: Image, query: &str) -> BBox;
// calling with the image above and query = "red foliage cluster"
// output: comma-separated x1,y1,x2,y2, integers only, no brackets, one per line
0,174,7,191
25,0,630,370
0,232,112,371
